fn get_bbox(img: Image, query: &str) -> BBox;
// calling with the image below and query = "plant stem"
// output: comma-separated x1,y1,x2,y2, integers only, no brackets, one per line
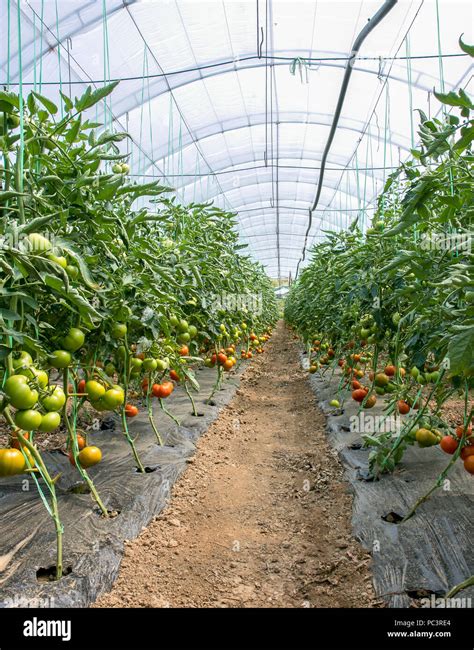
120,407,146,472
4,409,63,579
445,575,474,599
402,407,473,522
147,400,164,445
62,370,109,516
184,381,198,416
159,398,181,427
208,365,223,401
121,333,145,472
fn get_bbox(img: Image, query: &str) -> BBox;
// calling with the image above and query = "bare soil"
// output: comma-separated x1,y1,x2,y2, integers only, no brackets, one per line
94,321,379,608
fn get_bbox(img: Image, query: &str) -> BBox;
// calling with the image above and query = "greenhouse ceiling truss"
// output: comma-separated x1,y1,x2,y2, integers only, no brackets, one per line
1,0,473,279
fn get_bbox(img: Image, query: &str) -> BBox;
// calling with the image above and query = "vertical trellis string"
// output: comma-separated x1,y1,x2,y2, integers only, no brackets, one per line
54,0,63,118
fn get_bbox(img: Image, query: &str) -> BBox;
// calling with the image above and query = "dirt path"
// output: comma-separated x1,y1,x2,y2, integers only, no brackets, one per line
95,321,377,608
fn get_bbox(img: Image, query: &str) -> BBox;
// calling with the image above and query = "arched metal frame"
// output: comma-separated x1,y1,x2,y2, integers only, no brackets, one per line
3,0,471,278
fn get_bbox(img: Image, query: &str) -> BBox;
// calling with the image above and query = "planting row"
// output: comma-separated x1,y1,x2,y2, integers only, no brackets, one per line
0,82,278,579
286,58,473,495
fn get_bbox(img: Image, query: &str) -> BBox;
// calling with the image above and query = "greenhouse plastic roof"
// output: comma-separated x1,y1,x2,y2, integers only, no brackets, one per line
1,0,473,279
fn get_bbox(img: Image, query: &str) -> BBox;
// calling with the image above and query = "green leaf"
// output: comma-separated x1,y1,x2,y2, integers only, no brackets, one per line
0,90,19,110
32,91,58,115
43,273,66,292
447,326,474,376
454,124,474,152
0,344,13,359
27,93,38,114
0,190,26,203
94,131,129,147
0,308,21,321
459,35,474,57
57,241,100,290
96,176,122,201
65,118,82,144
75,81,120,113
433,88,473,109
60,91,74,113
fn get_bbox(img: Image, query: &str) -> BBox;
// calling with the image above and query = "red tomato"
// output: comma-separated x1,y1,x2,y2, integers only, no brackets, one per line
461,446,474,460
169,369,180,382
464,456,474,474
397,401,410,415
125,404,139,418
440,436,458,455
352,388,368,403
364,394,377,409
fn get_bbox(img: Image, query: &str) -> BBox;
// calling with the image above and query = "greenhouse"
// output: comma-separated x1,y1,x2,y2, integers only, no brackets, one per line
0,0,473,647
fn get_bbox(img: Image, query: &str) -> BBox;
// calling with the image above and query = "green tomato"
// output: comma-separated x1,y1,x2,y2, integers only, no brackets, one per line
47,254,68,269
360,328,371,339
4,375,39,410
90,399,109,412
385,383,397,394
17,367,48,389
105,363,116,376
26,233,52,253
111,323,127,339
62,327,85,352
65,265,79,280
112,163,123,174
41,386,66,412
177,319,189,333
143,358,158,372
48,350,72,369
188,325,198,339
392,312,401,326
7,114,20,129
375,386,386,395
121,163,130,174
116,345,127,360
0,449,26,476
102,388,125,409
14,409,43,431
85,380,106,401
114,305,132,322
329,399,340,408
155,358,169,371
416,428,439,448
38,411,61,432
169,315,180,328
12,351,33,370
177,332,191,344
130,358,143,373
410,366,420,379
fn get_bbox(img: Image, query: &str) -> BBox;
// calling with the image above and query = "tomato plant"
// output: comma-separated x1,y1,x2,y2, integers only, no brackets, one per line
285,49,473,523
0,80,277,580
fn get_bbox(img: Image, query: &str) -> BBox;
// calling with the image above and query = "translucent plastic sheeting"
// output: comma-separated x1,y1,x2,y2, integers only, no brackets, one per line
1,0,473,279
